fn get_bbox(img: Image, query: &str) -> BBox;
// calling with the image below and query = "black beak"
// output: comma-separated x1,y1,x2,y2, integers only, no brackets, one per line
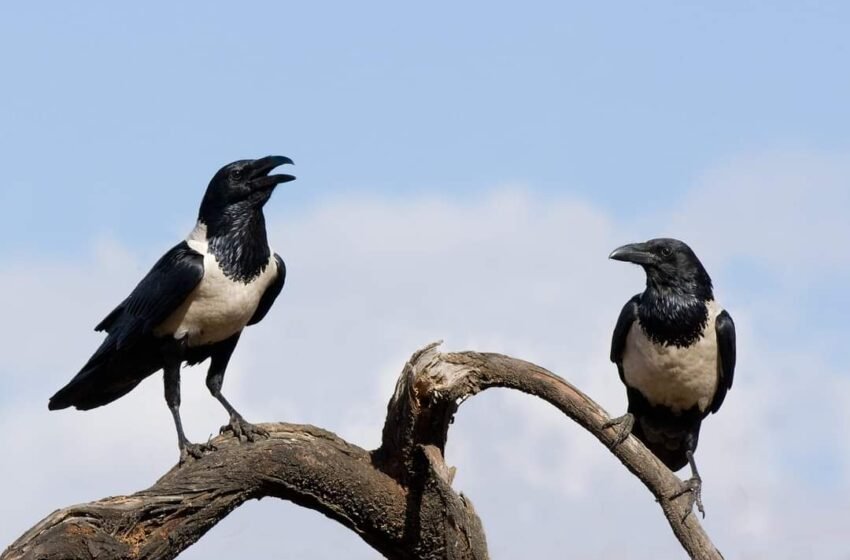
609,242,655,265
248,155,296,190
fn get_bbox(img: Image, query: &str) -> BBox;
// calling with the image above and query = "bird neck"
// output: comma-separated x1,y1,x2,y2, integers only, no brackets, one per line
638,288,711,348
199,207,271,283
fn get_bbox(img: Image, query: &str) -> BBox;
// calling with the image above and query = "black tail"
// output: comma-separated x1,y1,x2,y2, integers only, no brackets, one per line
630,413,701,472
49,335,163,411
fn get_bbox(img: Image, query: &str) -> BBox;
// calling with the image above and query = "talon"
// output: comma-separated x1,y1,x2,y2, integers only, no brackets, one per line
220,415,268,443
602,413,634,449
668,450,707,519
670,476,705,519
178,441,215,464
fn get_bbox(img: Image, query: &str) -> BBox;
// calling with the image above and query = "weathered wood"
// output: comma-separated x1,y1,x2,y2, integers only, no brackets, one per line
3,343,722,560
379,345,724,560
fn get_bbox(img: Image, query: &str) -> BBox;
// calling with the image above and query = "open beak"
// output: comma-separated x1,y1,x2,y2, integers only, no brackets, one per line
609,242,655,265
248,155,296,190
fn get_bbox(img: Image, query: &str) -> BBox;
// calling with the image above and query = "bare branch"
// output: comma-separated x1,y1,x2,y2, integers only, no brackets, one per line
3,343,722,560
377,343,723,560
3,425,410,560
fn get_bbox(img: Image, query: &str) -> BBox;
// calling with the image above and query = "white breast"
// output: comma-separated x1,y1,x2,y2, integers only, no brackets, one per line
154,223,278,347
622,301,722,413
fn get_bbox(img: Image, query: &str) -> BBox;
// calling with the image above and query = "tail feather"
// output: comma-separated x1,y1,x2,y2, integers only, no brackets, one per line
49,336,162,411
631,414,701,472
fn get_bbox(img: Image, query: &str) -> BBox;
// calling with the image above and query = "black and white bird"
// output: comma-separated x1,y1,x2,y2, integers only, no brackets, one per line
606,238,735,516
49,156,295,462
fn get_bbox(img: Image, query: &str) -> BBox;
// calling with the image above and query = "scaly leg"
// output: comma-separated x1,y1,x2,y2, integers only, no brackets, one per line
669,450,705,519
164,362,215,463
163,338,214,463
205,333,269,442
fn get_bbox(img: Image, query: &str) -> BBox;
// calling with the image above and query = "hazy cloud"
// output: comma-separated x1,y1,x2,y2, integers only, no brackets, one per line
1,151,848,558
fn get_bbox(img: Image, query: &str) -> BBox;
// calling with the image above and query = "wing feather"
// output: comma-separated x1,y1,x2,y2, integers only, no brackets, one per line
709,309,736,413
610,294,641,383
95,241,205,347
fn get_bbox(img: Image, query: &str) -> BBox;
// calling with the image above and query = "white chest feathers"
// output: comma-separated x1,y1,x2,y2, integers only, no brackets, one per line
154,224,278,347
622,300,722,413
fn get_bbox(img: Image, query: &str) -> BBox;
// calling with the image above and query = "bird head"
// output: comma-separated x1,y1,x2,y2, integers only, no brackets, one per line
609,238,713,299
198,155,295,226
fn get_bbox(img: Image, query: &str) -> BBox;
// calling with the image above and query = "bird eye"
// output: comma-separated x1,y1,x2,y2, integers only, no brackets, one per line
660,247,673,257
231,168,244,180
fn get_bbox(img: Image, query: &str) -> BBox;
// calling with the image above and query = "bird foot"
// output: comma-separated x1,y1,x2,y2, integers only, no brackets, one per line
179,440,216,465
220,415,269,443
669,476,705,519
602,413,634,449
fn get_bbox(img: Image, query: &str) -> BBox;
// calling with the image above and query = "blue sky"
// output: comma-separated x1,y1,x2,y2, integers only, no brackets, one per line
2,1,849,255
2,2,849,558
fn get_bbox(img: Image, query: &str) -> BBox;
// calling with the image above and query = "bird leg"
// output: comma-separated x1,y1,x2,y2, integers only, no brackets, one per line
668,450,705,519
206,366,268,443
602,412,635,449
163,363,215,464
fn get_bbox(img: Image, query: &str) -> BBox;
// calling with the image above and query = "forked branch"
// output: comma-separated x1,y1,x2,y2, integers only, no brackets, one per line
2,343,722,560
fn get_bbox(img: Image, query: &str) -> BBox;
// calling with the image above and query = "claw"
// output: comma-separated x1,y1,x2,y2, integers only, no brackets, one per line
220,415,269,443
178,440,216,465
669,450,706,519
602,413,634,449
670,476,705,519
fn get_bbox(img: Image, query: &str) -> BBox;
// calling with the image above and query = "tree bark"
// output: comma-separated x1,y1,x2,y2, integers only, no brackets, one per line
2,343,723,560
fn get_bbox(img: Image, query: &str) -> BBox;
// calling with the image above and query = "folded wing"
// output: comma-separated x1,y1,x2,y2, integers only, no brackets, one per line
48,242,204,410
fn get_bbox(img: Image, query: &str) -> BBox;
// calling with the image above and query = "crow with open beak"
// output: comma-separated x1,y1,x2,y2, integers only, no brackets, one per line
50,156,296,463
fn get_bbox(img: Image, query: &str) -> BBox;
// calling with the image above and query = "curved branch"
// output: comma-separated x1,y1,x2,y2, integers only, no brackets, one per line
377,343,723,560
2,425,413,560
1,421,487,560
3,343,722,560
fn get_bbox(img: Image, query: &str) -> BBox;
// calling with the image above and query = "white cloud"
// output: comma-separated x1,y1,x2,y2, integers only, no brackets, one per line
672,149,850,275
1,151,848,558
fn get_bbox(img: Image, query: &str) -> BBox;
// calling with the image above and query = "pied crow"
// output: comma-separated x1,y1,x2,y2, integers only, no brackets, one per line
49,156,295,463
605,238,736,516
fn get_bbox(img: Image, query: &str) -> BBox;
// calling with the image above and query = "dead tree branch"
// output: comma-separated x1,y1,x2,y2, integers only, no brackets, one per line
2,343,722,560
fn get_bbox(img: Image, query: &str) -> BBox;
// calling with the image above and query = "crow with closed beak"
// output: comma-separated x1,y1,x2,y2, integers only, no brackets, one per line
606,238,736,516
49,156,295,463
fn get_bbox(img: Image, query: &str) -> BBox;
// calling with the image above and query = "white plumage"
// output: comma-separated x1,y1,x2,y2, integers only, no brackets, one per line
154,222,278,346
622,300,722,413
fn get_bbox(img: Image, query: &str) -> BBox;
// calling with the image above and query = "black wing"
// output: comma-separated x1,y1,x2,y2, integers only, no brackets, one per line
610,294,641,383
248,253,285,325
709,309,736,414
49,242,204,411
95,241,205,347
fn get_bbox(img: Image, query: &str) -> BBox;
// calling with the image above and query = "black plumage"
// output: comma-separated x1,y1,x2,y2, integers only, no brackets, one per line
49,156,295,462
606,238,736,515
